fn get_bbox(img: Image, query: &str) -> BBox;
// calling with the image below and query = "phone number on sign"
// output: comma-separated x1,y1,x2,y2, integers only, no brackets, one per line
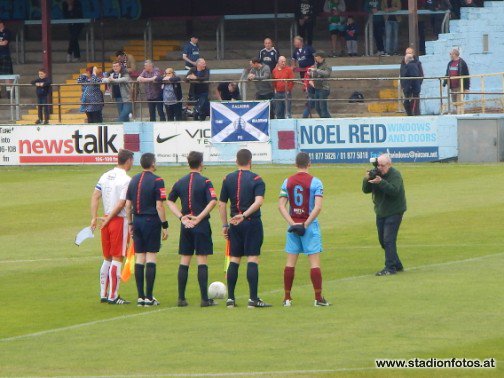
308,151,370,161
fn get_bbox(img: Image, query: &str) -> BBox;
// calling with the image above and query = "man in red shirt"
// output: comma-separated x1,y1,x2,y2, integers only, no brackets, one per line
444,48,470,114
272,56,295,119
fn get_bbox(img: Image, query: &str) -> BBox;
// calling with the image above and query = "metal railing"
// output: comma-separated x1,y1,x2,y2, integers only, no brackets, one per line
1,72,503,124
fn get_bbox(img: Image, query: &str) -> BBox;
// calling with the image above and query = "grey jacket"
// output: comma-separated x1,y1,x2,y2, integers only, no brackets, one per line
250,64,274,96
103,71,133,102
310,60,331,91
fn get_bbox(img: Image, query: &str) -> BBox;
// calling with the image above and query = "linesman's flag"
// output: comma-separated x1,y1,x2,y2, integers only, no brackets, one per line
211,101,270,143
121,238,135,282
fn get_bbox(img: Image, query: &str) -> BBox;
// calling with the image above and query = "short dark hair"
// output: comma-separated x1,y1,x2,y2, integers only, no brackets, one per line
236,149,252,166
187,151,203,169
38,68,47,74
118,149,134,165
140,153,156,169
251,57,261,64
115,50,125,57
295,152,310,168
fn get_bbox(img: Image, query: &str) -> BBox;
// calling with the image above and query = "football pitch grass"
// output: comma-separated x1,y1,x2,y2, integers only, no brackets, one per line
0,163,503,377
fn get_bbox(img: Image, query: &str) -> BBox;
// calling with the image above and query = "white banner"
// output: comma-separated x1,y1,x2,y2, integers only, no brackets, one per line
1,125,124,165
154,121,271,163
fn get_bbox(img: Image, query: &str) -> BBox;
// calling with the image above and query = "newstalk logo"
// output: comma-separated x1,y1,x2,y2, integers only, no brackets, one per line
18,126,122,164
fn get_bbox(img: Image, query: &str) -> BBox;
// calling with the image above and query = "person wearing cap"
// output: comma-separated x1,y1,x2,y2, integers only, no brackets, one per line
182,36,200,70
0,19,13,99
137,60,166,122
308,51,332,118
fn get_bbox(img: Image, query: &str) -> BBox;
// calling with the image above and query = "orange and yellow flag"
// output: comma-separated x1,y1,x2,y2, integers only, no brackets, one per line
121,238,135,282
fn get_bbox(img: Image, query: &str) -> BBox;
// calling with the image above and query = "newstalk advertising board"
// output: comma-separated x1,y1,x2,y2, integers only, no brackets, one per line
0,125,124,165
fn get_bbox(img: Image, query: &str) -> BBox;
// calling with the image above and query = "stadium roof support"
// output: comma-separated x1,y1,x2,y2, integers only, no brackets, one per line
408,0,419,53
41,0,52,81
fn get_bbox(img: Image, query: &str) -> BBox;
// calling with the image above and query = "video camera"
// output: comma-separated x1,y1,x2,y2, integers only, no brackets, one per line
368,158,381,180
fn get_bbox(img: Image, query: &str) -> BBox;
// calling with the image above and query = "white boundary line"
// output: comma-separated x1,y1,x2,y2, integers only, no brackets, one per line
1,252,503,344
1,244,501,264
0,256,98,264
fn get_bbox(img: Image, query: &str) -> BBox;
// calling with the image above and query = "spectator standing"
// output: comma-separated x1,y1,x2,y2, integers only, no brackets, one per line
272,56,295,119
258,38,280,73
248,58,275,118
182,36,200,70
365,0,386,56
137,60,166,122
444,48,470,114
324,0,346,57
401,54,422,116
295,0,317,46
77,66,104,123
292,36,316,79
62,0,83,62
400,47,424,114
31,68,51,125
308,51,332,118
102,61,133,122
215,82,241,101
160,67,183,121
382,0,401,56
344,16,359,56
185,59,210,121
115,50,137,75
0,19,14,99
302,65,316,118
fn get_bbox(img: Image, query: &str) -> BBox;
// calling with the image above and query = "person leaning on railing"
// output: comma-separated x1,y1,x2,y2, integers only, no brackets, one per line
443,48,470,114
102,61,133,122
185,58,210,121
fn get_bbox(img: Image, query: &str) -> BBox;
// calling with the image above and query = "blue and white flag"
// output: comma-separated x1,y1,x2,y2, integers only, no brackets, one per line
210,101,270,143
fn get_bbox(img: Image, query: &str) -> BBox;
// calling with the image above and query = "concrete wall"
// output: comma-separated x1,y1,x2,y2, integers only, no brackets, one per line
421,1,504,114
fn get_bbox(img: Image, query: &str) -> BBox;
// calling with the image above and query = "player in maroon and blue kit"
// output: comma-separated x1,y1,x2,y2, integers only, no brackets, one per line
167,151,218,307
219,149,271,308
278,152,330,307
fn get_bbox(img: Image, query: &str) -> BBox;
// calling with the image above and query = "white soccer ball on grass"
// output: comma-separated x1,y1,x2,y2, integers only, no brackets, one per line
208,281,227,299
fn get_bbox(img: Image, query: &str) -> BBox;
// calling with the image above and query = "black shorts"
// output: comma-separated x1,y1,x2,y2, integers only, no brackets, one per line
179,219,213,256
228,218,263,257
0,55,13,75
133,214,161,253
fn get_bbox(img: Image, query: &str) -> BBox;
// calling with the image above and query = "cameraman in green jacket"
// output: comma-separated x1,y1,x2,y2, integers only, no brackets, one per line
362,154,406,276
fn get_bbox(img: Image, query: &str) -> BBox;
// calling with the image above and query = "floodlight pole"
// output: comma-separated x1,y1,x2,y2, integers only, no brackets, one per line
41,0,52,113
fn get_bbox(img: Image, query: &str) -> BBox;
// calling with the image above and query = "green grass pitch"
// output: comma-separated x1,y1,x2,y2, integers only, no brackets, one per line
0,163,503,377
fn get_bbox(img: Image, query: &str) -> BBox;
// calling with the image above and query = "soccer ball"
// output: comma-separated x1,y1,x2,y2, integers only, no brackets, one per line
208,281,227,299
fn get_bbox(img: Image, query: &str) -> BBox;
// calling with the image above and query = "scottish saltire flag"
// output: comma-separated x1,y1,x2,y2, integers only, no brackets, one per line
210,101,270,143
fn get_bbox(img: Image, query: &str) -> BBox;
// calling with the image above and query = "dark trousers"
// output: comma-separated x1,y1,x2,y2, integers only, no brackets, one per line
164,103,182,121
37,96,50,121
193,92,209,121
374,20,385,52
256,92,275,118
148,95,166,121
298,20,315,46
376,213,403,272
403,91,420,116
68,24,83,58
86,110,103,123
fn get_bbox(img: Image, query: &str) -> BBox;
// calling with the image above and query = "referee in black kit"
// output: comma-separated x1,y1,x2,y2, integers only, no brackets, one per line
219,149,272,308
126,153,169,307
167,151,218,307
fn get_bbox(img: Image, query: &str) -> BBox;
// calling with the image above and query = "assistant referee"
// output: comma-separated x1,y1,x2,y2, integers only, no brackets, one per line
219,149,271,308
126,153,168,307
